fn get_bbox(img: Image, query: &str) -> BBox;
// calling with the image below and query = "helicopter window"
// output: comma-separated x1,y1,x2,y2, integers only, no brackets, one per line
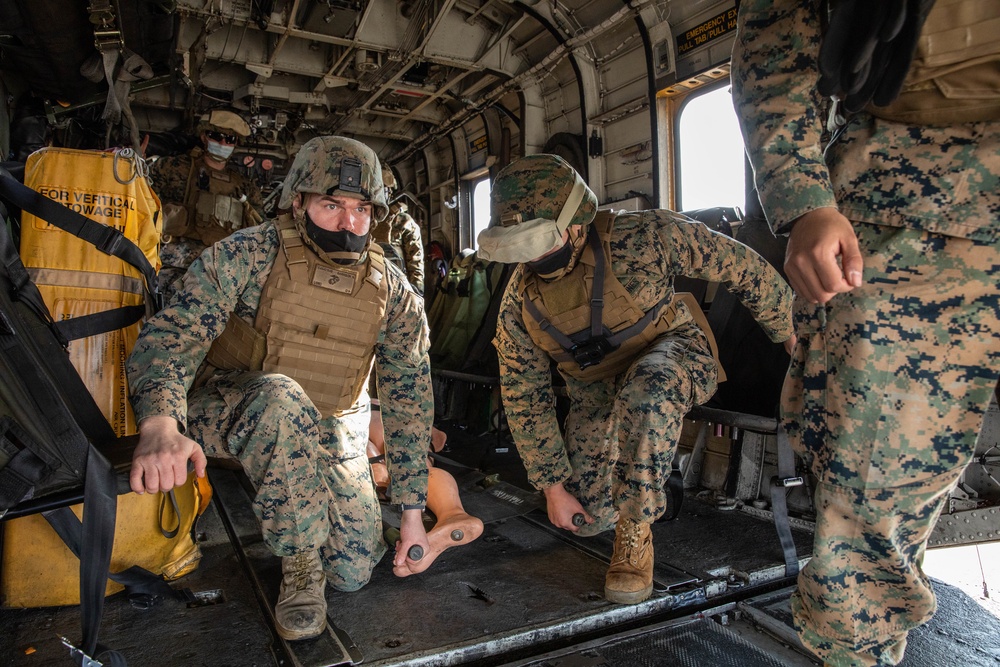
472,177,492,251
676,84,747,212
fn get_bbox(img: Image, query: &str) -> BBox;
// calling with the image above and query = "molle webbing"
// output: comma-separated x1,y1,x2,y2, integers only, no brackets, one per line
204,313,266,372
191,171,246,246
522,212,724,382
255,217,388,416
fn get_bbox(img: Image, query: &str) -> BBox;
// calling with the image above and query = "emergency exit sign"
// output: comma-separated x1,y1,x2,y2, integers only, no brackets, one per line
676,6,738,56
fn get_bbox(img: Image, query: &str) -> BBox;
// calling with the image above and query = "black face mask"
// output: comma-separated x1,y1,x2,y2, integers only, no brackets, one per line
526,239,574,277
304,216,368,256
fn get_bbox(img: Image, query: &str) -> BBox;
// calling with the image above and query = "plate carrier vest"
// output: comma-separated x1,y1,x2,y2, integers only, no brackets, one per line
521,211,721,382
161,152,248,246
205,215,389,416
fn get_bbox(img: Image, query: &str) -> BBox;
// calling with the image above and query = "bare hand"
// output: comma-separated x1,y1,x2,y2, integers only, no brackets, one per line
783,334,797,355
543,483,593,532
393,508,430,569
129,415,207,494
784,208,864,305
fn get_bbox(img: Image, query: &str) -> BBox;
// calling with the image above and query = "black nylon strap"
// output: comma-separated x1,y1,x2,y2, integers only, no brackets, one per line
0,166,161,313
40,447,119,661
55,304,146,342
0,218,130,663
605,296,673,348
523,297,575,351
587,228,605,339
771,423,802,577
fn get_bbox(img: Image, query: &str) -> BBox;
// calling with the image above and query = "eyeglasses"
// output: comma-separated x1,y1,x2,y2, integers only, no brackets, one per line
206,130,239,144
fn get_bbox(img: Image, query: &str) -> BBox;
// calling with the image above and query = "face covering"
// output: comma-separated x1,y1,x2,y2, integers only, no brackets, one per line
526,238,574,280
305,215,368,259
205,140,235,161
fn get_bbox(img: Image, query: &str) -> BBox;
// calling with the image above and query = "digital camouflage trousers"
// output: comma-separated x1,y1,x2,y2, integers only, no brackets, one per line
782,222,1000,666
562,321,718,535
186,370,386,591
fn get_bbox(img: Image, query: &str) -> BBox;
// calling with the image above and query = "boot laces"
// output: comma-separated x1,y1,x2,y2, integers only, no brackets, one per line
614,520,644,564
289,553,315,592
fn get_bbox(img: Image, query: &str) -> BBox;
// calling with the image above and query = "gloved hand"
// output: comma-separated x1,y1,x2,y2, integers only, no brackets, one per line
817,0,936,112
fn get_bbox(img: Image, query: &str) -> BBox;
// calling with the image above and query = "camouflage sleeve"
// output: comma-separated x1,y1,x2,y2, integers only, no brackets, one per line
658,212,794,342
399,214,425,295
147,155,192,206
494,266,573,490
731,0,838,234
128,224,278,428
375,264,432,508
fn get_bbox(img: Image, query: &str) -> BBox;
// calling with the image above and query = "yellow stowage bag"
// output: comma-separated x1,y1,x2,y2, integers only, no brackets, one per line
18,147,162,437
0,473,210,608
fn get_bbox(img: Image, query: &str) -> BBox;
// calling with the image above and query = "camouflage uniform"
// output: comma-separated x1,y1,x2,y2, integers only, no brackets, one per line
494,209,793,533
149,149,262,304
128,221,433,590
733,1,1000,664
372,203,425,294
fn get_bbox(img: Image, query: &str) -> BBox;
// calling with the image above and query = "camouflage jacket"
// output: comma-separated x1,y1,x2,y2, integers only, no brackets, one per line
128,221,432,506
732,0,999,242
494,210,794,490
372,209,425,294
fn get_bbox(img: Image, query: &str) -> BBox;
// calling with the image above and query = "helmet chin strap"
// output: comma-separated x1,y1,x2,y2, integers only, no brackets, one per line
554,175,588,234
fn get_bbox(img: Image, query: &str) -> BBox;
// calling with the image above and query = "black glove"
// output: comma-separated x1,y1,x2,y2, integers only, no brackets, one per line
817,0,936,113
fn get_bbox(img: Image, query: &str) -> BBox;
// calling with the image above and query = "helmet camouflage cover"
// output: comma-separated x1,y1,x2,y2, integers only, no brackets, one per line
278,135,389,221
381,165,397,190
477,154,597,264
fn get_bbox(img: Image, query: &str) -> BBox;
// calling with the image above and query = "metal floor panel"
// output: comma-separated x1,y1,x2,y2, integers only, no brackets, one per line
507,616,790,667
0,445,813,667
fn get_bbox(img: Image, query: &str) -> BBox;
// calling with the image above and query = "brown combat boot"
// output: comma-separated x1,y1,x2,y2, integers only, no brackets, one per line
604,519,653,604
275,551,327,641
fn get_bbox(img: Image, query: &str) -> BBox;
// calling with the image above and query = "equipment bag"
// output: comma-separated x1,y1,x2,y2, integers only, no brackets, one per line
2,470,210,608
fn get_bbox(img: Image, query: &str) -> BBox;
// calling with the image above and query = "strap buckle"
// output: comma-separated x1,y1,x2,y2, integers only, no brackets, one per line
61,636,104,667
569,336,618,370
773,475,804,488
96,227,126,256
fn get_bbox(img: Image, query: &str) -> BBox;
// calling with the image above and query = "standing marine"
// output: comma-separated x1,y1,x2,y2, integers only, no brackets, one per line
479,154,794,605
127,136,434,641
372,165,425,295
733,0,1000,664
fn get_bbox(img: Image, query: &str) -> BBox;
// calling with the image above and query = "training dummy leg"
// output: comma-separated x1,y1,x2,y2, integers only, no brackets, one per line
368,410,483,575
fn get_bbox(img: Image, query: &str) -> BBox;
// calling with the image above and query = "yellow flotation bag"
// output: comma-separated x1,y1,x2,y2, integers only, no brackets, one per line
18,147,162,436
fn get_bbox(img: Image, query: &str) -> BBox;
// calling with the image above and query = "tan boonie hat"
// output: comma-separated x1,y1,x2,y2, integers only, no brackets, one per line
205,109,251,138
278,135,389,221
477,154,597,264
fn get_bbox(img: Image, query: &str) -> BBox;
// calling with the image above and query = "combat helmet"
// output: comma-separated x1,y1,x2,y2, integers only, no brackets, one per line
279,136,389,222
477,154,597,264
